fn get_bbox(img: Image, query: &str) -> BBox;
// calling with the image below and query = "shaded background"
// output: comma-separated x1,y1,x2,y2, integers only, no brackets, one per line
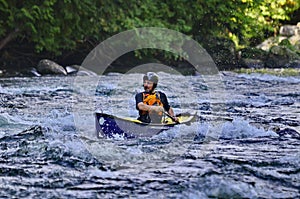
0,0,299,75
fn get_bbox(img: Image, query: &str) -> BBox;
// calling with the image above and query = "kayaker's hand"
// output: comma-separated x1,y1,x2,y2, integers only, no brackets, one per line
173,116,179,122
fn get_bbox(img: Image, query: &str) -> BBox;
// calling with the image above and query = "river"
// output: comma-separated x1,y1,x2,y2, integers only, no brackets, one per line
0,72,299,198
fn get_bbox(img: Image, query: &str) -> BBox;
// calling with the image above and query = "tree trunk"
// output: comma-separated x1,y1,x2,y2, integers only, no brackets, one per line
0,28,19,51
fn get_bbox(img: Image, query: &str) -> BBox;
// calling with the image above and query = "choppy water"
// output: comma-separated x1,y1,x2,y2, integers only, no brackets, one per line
0,72,299,198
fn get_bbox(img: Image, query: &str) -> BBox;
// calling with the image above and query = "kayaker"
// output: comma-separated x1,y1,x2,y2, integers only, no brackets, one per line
135,72,179,123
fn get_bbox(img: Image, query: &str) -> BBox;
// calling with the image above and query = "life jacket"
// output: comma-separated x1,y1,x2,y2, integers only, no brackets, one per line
143,91,163,107
141,91,164,120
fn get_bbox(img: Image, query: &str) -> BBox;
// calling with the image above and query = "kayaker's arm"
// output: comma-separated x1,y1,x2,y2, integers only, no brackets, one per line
137,102,164,113
137,102,150,111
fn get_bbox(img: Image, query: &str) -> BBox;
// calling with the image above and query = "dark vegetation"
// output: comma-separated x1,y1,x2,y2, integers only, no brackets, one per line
0,0,299,74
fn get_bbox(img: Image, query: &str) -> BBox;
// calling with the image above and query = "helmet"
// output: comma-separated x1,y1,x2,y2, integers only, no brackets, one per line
143,72,159,84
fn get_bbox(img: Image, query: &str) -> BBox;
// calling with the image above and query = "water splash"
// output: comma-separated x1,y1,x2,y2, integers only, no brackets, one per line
221,118,278,139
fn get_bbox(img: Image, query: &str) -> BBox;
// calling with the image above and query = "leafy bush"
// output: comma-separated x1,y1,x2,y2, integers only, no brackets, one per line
0,0,299,56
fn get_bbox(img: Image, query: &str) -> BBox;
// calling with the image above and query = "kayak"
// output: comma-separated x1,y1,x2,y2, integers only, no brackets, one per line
95,111,197,139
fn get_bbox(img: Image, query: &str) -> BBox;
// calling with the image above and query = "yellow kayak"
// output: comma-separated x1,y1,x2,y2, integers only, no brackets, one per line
95,111,197,139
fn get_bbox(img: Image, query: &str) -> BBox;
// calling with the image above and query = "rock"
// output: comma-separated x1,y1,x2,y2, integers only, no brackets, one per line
279,25,300,36
66,65,97,76
256,36,287,51
294,39,300,51
241,58,265,68
66,65,80,74
30,68,41,77
265,45,300,68
257,23,300,53
37,59,67,75
76,66,97,76
272,45,300,59
288,35,300,45
284,60,300,68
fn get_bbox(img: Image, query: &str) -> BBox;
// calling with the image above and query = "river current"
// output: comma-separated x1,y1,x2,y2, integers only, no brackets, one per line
0,72,299,198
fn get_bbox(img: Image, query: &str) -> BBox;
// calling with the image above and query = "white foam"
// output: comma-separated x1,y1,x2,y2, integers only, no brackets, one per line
152,122,199,140
221,118,278,139
86,166,116,178
0,113,32,126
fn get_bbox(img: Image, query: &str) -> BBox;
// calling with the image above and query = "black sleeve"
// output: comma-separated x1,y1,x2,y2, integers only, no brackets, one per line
135,93,143,110
159,92,170,112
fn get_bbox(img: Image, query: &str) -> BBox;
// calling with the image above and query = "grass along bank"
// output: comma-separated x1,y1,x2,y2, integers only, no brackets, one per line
233,68,300,76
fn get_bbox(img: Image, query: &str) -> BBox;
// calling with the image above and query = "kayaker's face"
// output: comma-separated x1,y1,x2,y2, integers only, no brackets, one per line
143,80,154,92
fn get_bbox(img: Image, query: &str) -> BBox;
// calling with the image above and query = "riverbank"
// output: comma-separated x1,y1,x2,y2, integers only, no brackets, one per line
1,24,299,77
1,60,300,78
234,68,300,76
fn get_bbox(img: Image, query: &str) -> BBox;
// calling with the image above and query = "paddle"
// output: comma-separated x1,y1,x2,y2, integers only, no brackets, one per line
164,111,180,124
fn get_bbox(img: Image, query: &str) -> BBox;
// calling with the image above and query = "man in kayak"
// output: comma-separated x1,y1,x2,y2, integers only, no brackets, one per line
135,72,179,123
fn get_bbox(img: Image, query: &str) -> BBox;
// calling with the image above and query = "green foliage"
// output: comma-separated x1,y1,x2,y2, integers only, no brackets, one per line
240,47,268,59
0,0,299,56
191,0,300,46
279,39,297,52
0,0,98,54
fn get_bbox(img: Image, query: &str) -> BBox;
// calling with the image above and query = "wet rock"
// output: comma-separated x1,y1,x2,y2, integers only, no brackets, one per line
37,59,67,76
66,65,79,74
76,69,97,76
66,65,97,76
30,68,42,77
76,67,97,76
